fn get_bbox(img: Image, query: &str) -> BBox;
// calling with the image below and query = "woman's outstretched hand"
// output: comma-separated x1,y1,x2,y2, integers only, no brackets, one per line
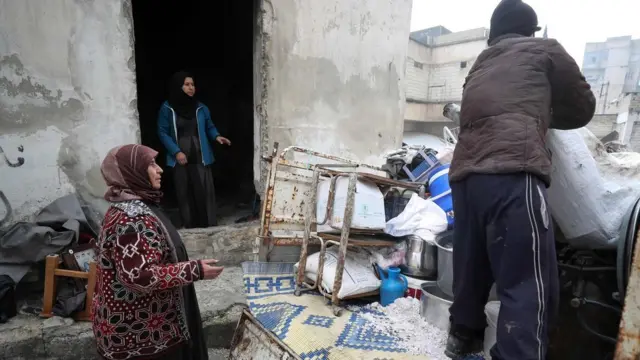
216,136,232,146
201,259,224,280
176,152,187,165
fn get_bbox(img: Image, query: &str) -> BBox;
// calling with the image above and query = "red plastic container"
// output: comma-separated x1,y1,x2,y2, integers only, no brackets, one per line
404,276,435,300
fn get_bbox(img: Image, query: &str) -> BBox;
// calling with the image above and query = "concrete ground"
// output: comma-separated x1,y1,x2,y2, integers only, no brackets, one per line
208,348,231,360
0,266,246,360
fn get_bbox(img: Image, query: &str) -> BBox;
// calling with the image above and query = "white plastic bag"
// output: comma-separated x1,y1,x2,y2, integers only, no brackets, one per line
296,246,381,299
384,193,448,242
546,128,640,249
436,145,455,165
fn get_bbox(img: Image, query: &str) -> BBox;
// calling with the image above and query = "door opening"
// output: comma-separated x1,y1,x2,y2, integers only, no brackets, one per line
131,0,258,227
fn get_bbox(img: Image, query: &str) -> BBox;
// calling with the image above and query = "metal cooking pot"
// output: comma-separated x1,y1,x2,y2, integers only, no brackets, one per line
420,282,453,331
400,235,437,279
435,231,454,297
433,231,499,300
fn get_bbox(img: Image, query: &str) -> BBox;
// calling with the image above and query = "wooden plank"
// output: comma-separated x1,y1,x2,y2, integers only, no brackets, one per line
41,255,59,318
54,269,90,279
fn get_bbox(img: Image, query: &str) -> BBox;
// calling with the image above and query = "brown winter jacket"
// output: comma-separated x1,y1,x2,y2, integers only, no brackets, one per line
448,34,596,186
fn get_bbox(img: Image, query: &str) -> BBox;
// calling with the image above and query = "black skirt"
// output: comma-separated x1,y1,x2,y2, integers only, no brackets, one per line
173,163,218,228
173,114,217,228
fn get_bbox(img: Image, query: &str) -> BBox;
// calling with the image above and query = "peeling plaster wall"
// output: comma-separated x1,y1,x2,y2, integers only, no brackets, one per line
0,1,138,222
254,0,413,190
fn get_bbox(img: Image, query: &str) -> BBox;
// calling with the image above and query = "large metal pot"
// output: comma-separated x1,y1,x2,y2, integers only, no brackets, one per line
435,231,454,297
400,235,437,279
433,231,499,300
420,283,453,331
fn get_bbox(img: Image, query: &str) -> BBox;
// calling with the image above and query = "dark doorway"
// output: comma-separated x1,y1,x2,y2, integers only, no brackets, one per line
131,0,258,227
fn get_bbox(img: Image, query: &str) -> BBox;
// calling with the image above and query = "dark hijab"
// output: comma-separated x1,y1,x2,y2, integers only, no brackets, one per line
101,144,163,204
168,71,199,118
488,0,541,44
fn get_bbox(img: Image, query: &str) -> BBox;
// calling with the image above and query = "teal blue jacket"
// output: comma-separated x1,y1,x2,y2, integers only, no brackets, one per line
157,101,220,167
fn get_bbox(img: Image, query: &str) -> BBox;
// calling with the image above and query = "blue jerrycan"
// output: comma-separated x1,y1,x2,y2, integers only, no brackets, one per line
378,266,408,306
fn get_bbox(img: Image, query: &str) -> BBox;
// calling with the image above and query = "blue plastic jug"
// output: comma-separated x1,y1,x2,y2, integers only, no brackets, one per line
378,266,408,306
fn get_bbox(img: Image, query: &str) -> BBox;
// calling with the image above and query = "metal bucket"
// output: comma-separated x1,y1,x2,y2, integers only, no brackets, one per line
400,235,438,279
420,282,453,331
433,231,499,300
484,301,501,359
435,231,454,297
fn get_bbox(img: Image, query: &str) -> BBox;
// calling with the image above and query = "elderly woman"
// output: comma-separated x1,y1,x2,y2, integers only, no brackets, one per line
93,144,223,360
157,71,231,229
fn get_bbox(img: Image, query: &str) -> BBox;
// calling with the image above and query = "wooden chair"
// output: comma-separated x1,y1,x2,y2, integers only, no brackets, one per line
40,254,97,322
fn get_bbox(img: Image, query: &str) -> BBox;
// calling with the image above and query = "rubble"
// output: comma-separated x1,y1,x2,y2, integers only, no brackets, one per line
181,220,259,264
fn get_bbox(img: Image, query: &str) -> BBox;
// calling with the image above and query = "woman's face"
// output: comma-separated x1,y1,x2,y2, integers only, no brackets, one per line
147,160,163,189
182,77,195,97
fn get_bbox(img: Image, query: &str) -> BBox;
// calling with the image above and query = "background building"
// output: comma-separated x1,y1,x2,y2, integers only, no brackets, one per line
582,36,640,150
582,36,640,115
403,26,488,137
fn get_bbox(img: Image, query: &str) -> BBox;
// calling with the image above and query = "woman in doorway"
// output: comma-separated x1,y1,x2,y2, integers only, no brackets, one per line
93,144,224,360
157,71,231,228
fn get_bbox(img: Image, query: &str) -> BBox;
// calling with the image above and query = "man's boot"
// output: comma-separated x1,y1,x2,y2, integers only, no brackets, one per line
444,325,484,359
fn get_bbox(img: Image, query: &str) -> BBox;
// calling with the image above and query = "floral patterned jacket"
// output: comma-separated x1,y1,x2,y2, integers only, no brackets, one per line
92,200,203,360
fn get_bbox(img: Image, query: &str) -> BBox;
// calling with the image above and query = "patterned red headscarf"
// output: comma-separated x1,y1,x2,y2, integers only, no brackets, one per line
101,144,163,204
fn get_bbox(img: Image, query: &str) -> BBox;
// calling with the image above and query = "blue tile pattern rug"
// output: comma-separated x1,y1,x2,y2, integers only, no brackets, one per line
241,262,486,360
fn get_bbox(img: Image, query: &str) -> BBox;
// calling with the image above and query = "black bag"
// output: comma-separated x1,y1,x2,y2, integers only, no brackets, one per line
0,275,17,323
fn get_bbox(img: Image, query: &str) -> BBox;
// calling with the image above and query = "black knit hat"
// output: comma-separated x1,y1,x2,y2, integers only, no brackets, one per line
488,0,541,44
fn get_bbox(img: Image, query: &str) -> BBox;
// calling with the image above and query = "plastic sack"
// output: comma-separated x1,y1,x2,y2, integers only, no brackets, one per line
371,242,407,270
436,145,454,165
384,193,448,242
316,177,386,233
296,246,380,299
546,128,640,249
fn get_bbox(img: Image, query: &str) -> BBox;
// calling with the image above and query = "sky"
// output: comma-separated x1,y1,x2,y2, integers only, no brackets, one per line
410,0,640,65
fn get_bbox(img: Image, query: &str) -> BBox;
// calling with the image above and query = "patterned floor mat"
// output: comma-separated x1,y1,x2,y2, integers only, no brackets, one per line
241,262,485,360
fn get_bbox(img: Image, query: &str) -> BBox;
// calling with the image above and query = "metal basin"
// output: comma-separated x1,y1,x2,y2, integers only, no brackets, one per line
400,235,437,279
420,283,453,331
433,231,499,300
435,231,454,297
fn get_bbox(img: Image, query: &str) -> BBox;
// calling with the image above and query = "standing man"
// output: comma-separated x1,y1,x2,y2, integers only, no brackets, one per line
444,0,596,359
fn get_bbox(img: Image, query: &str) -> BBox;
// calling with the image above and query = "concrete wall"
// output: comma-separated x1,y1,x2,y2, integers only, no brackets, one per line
403,119,455,137
599,94,640,149
406,39,431,101
0,1,138,222
628,113,640,151
431,28,488,47
629,95,640,151
404,102,456,124
428,38,486,103
1,0,413,220
631,94,640,112
586,114,617,139
627,40,640,93
254,0,413,188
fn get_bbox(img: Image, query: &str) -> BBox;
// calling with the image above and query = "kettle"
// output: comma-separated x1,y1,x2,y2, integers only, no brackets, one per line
378,265,408,306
